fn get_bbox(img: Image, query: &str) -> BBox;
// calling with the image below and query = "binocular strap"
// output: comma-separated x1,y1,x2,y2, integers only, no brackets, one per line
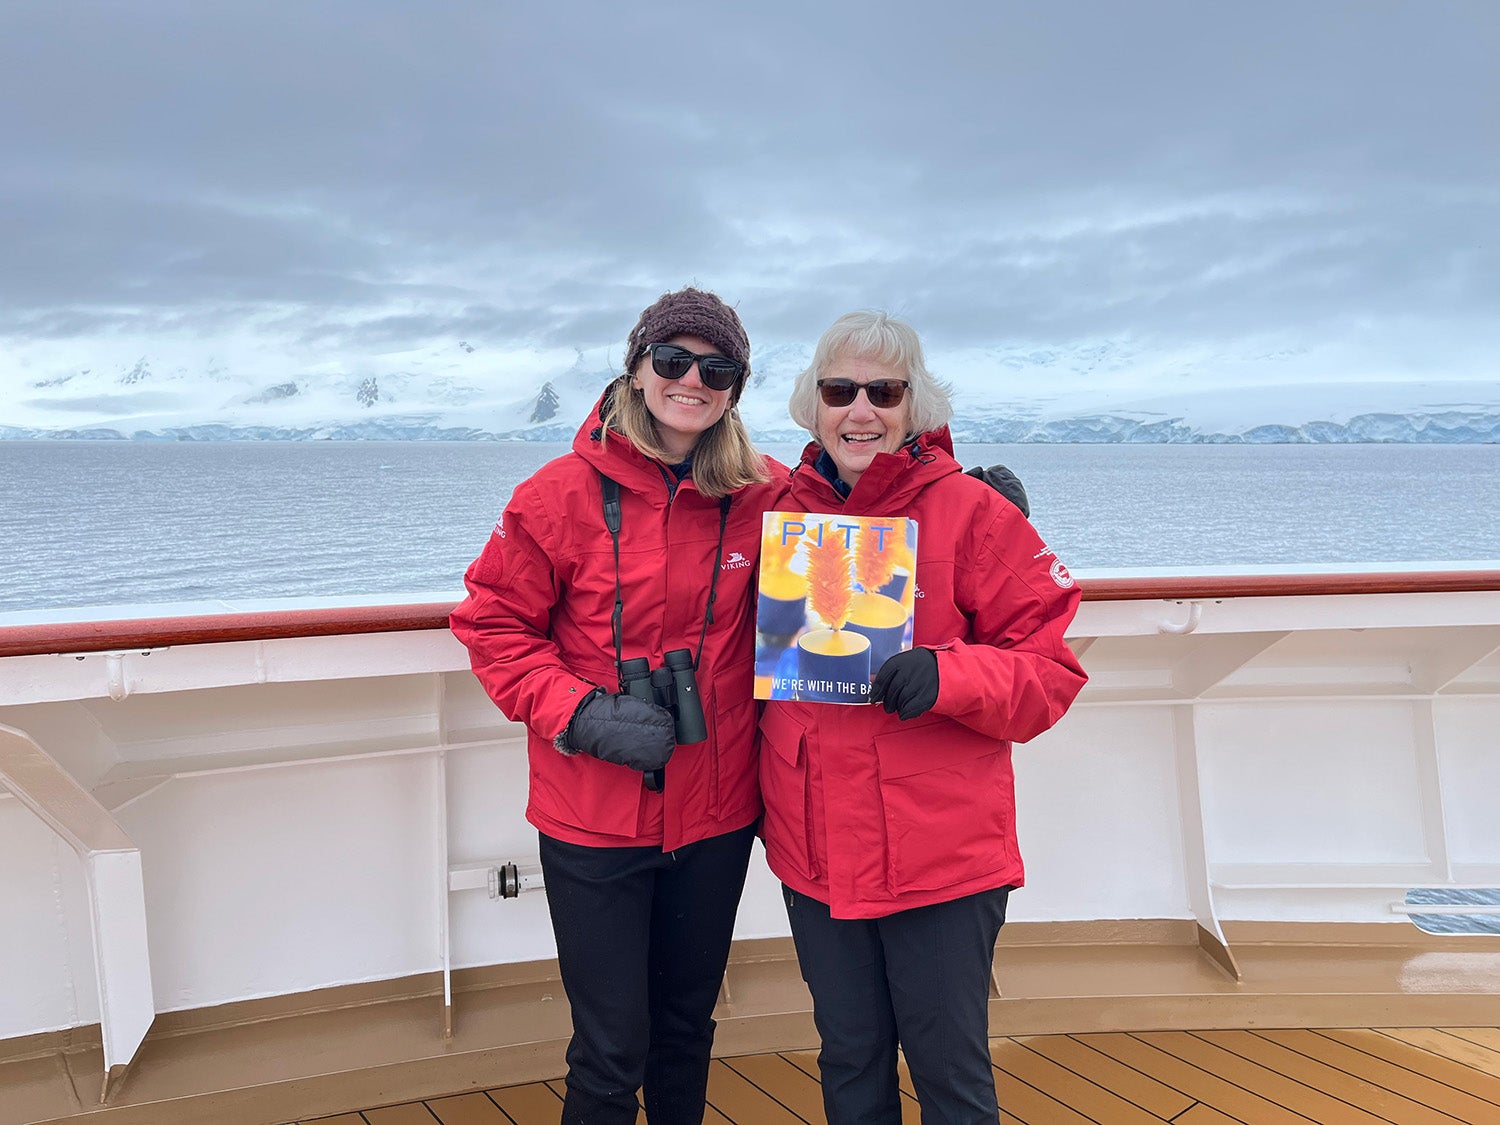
599,471,730,690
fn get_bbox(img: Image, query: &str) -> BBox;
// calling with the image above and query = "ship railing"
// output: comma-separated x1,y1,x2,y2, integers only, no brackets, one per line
2,565,1499,1098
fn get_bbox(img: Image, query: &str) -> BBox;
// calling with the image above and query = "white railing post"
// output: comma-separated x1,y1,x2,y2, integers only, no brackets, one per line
0,723,155,1102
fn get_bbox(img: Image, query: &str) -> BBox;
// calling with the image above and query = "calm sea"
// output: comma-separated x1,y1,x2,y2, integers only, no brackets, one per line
2,440,1499,615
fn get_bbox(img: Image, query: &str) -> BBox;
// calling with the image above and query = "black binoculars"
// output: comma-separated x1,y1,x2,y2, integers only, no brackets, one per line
620,649,706,794
619,648,708,746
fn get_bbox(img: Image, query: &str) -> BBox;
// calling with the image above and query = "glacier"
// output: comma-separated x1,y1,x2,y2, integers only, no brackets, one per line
6,410,1497,445
1,339,1496,443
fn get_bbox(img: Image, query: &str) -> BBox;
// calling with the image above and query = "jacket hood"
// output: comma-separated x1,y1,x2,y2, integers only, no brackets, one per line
792,425,961,514
570,382,686,497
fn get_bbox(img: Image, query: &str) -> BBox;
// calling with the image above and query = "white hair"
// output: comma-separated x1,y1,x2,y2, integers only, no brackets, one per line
787,311,954,439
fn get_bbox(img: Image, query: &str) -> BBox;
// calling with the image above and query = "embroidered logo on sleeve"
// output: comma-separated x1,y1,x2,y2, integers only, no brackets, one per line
493,515,506,538
1050,559,1074,589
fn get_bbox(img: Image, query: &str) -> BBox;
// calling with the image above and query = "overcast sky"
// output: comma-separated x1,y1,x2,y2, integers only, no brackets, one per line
2,0,1496,407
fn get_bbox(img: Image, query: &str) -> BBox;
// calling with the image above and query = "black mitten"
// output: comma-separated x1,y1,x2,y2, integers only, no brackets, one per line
561,689,675,772
870,648,940,721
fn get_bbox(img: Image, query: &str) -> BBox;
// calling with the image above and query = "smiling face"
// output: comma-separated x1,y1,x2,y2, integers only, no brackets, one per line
815,352,913,490
631,333,735,460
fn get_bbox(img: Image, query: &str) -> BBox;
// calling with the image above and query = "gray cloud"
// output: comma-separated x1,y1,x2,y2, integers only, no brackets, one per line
1,0,1495,382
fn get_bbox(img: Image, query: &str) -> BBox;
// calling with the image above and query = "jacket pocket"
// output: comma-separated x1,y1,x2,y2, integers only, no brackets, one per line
528,731,644,838
876,720,1014,894
710,691,760,821
758,704,816,881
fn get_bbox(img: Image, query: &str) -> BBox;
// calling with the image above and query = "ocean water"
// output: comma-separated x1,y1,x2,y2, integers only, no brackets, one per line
1404,887,1500,936
2,439,1499,615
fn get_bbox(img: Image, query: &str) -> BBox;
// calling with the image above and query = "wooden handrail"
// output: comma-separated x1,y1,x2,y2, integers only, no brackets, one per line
1078,570,1500,601
1,572,1498,659
0,603,456,659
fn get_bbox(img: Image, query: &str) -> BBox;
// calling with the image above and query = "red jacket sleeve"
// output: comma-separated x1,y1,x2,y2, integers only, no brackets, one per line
932,500,1087,742
449,481,600,741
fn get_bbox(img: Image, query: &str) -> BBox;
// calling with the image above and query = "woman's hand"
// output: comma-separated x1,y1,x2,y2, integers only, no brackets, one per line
870,648,939,720
559,688,676,771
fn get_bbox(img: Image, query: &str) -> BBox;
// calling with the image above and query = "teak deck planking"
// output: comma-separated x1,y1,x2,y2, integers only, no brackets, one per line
300,1027,1500,1125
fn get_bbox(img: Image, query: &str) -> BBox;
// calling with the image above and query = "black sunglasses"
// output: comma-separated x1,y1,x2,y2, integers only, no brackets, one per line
645,343,744,392
816,378,910,409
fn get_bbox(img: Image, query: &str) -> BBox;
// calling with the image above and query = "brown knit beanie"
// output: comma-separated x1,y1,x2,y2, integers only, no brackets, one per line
623,287,751,392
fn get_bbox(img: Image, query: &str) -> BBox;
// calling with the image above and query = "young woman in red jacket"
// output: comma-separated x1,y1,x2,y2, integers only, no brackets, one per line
451,288,786,1125
759,311,1088,1124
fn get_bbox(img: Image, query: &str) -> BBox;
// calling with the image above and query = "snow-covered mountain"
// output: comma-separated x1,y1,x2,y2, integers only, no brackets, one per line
2,340,1497,443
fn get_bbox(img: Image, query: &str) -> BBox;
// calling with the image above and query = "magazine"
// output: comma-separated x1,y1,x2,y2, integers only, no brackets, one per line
754,511,918,704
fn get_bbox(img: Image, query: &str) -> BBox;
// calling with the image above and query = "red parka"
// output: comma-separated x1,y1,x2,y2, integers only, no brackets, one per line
451,395,788,851
759,429,1088,918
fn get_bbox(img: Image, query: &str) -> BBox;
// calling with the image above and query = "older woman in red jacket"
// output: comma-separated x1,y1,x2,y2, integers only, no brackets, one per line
452,288,786,1124
759,311,1087,1124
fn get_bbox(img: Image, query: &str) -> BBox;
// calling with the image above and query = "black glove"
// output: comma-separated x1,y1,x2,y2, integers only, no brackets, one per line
561,689,675,772
870,647,940,721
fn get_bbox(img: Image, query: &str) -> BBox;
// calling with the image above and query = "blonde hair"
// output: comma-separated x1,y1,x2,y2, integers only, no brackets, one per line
601,374,770,500
788,310,954,439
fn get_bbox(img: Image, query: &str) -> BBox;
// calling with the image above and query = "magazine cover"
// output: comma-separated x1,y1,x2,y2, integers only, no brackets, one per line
754,511,919,704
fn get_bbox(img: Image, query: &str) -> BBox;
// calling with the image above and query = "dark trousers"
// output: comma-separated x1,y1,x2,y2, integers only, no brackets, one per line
539,824,756,1125
784,884,1011,1125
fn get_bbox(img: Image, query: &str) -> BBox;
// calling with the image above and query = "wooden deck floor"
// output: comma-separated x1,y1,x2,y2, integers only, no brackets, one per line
303,1027,1500,1125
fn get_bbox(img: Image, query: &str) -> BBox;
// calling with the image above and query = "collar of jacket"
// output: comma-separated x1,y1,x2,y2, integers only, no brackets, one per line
792,426,959,513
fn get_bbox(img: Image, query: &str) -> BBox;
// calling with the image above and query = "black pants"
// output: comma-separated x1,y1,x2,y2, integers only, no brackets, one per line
784,884,1011,1125
539,824,756,1125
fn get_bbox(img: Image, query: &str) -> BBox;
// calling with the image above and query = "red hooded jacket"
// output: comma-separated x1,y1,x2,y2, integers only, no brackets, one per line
451,395,788,850
759,429,1087,918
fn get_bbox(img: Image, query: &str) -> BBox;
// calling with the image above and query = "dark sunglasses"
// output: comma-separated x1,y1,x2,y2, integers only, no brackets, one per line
645,343,744,392
816,378,910,409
